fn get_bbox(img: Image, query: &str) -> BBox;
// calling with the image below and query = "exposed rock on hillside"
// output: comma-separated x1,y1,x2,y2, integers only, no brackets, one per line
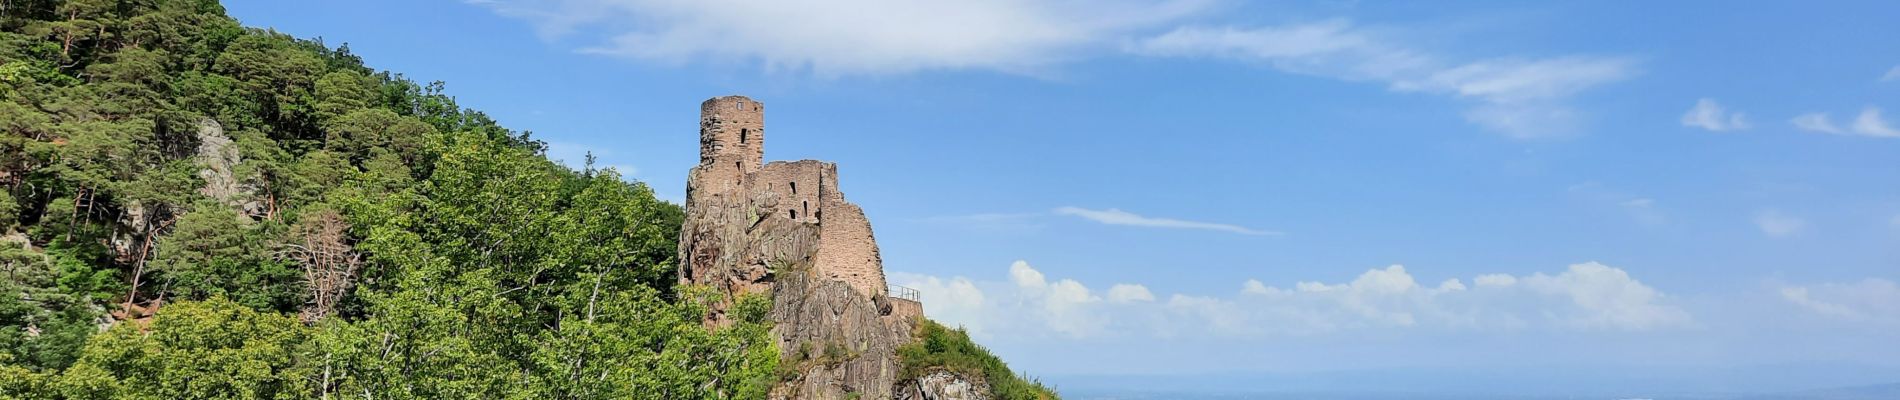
897,369,993,400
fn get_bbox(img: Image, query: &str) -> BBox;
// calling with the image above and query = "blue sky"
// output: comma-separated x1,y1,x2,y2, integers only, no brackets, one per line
227,0,1899,395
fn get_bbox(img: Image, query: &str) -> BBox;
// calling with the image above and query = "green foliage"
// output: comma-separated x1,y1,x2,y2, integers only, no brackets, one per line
899,319,1060,400
0,0,776,398
52,297,314,399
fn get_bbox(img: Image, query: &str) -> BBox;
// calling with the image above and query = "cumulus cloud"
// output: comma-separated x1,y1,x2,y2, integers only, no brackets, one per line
888,272,990,333
1753,209,1807,237
1780,279,1900,324
892,260,1691,339
1126,20,1636,138
470,0,1214,75
1053,206,1277,235
1680,98,1750,132
1107,284,1157,303
1793,107,1900,138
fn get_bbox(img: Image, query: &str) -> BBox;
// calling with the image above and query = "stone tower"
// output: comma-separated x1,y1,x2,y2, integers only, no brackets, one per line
696,96,764,194
677,95,923,398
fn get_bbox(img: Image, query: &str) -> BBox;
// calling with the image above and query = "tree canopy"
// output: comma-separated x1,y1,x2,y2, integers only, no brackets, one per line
0,1,773,398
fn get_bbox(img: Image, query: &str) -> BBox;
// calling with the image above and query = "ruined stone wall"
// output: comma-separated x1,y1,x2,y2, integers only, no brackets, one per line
814,201,887,298
755,160,831,224
887,298,923,322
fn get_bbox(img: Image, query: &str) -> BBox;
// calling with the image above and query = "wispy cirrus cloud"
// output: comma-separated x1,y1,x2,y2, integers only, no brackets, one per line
1781,278,1900,325
1053,206,1277,235
468,0,1214,76
1882,65,1900,82
472,3,1634,137
1125,20,1638,138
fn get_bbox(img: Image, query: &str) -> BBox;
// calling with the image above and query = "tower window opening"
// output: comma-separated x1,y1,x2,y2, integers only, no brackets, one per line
741,128,749,144
789,210,798,219
790,182,797,194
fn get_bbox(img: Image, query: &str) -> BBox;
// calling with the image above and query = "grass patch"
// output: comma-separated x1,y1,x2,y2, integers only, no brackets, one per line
897,319,1059,400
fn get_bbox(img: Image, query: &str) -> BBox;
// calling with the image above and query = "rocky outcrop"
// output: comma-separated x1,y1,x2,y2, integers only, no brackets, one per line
193,118,243,203
896,370,993,400
190,118,263,216
770,270,913,399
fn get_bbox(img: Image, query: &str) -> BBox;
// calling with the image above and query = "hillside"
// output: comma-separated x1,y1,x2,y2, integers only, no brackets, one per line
0,1,1052,399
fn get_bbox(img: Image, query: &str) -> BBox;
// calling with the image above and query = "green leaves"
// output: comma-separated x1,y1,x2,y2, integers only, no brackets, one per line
0,2,778,398
898,319,1060,400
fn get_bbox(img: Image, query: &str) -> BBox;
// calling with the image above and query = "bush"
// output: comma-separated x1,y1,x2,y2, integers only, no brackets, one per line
896,319,1058,400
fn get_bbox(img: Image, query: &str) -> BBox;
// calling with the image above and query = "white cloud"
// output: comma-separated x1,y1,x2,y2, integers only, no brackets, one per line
1851,107,1900,138
471,0,1215,76
1127,21,1636,138
893,260,1690,339
1680,98,1750,132
1791,112,1845,134
1009,260,1048,289
1107,284,1157,303
1780,279,1900,324
1793,107,1900,138
1517,262,1689,330
888,272,989,334
993,260,1104,336
1474,274,1517,287
1753,209,1807,237
1053,206,1277,235
1242,279,1273,295
1883,65,1900,82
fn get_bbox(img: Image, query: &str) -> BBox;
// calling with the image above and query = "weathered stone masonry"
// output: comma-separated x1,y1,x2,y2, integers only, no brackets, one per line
679,95,905,303
677,95,926,399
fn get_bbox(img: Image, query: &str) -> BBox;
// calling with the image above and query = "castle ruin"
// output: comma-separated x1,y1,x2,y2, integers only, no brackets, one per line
677,95,921,325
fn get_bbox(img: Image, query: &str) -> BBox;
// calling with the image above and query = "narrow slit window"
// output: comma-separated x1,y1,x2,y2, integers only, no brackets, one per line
790,182,797,194
740,128,749,144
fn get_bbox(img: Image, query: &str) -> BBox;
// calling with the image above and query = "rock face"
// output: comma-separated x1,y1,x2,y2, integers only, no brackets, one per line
770,270,912,399
896,370,993,400
676,96,925,399
190,118,263,216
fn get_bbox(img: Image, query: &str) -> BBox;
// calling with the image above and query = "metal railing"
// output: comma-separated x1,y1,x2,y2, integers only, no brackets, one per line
888,284,920,302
